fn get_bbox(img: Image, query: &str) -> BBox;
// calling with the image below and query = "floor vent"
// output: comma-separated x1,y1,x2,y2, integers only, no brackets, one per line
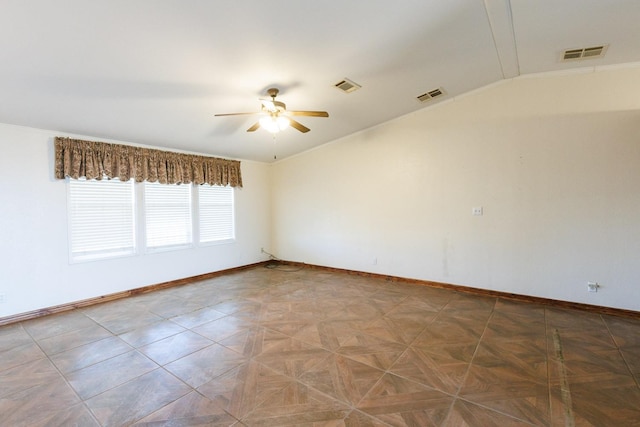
334,78,361,93
562,45,608,61
417,87,445,103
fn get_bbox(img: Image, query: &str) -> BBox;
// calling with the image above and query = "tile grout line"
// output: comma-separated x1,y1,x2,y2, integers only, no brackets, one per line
600,314,640,389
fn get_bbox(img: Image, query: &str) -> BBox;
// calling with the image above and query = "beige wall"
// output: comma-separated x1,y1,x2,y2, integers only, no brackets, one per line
272,66,640,311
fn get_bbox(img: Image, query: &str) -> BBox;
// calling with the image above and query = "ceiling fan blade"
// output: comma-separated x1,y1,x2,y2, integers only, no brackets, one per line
246,122,260,132
287,110,329,117
289,119,310,133
214,112,258,117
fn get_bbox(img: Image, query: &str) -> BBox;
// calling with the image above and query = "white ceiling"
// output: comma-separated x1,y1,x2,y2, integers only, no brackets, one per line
1,0,639,162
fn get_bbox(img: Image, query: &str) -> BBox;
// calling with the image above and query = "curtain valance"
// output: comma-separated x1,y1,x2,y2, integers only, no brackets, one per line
54,137,242,187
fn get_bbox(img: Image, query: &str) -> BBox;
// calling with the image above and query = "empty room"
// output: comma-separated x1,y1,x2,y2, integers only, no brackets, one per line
1,1,639,426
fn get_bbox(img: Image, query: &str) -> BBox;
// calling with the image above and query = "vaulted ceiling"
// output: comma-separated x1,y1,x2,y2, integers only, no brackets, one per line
1,1,639,162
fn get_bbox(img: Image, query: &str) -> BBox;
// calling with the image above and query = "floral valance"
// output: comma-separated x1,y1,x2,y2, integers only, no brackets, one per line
54,137,242,187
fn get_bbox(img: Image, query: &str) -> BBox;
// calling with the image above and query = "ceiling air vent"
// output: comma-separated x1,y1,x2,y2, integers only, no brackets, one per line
334,78,361,93
562,45,608,61
417,87,445,103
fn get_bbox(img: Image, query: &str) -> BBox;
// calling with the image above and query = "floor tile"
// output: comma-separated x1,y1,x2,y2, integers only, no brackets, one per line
356,373,454,427
473,339,548,383
49,335,132,374
85,368,192,426
362,315,429,346
550,373,640,426
442,399,534,426
134,390,240,426
21,310,97,341
0,340,46,373
0,357,63,399
458,365,549,426
118,319,186,347
483,311,546,341
298,354,385,406
343,409,392,426
35,323,113,355
0,377,83,426
164,343,246,388
0,323,35,350
620,345,640,374
211,299,264,316
292,319,372,351
409,340,477,366
66,350,158,400
336,331,407,370
197,360,294,419
170,306,228,329
603,315,640,347
254,335,332,378
85,308,165,335
413,317,485,347
388,348,469,394
218,326,287,358
546,308,606,332
192,315,255,342
30,403,100,427
145,294,208,318
2,265,639,426
139,330,214,365
549,348,630,380
240,381,352,426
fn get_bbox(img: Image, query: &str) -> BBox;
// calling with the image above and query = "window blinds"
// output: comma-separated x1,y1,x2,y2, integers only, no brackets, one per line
68,178,136,260
198,184,234,243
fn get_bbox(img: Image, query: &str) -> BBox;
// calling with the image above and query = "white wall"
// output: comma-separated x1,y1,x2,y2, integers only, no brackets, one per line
0,124,271,318
2,66,639,318
272,66,640,311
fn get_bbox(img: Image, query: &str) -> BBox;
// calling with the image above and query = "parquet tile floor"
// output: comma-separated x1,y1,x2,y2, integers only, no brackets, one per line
1,265,640,426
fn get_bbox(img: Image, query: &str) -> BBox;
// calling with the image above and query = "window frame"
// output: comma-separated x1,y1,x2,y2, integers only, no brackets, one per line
66,179,236,263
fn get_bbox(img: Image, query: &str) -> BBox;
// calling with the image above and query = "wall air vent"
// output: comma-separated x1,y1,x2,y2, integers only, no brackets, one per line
562,45,608,61
334,78,361,93
417,87,445,103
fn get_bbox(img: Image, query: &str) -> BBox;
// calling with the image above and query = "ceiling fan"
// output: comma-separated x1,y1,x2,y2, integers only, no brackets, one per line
215,88,329,134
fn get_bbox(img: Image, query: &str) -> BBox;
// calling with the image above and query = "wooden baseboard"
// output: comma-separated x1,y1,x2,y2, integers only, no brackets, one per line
2,259,637,326
0,262,268,327
282,261,640,319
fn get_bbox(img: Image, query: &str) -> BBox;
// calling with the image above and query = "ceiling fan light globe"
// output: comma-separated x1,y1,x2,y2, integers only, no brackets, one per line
277,116,290,130
259,116,289,133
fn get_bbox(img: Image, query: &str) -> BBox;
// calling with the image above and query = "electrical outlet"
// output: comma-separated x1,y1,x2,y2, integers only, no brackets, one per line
587,282,599,292
472,206,483,216
0,294,6,303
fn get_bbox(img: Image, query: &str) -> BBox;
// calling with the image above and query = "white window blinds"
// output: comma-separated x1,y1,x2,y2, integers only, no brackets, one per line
198,184,234,243
67,180,235,261
144,182,192,249
68,178,135,261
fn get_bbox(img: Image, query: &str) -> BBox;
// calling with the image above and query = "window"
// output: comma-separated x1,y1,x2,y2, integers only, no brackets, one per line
68,178,135,261
198,184,234,243
144,182,192,250
67,180,235,261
